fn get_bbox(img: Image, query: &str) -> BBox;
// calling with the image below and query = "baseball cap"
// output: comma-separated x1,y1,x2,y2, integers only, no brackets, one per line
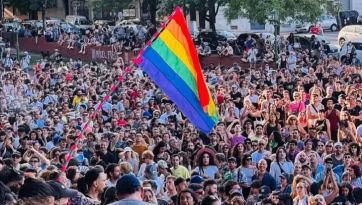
19,178,54,198
260,185,271,196
157,160,168,169
229,189,243,197
338,94,346,99
334,142,343,147
116,174,141,195
190,175,204,184
302,164,312,170
123,147,133,152
47,181,77,200
12,151,21,157
228,157,237,162
324,156,333,163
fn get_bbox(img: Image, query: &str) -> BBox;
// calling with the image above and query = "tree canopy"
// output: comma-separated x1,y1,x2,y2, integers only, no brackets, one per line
90,0,133,15
10,0,57,14
224,0,339,25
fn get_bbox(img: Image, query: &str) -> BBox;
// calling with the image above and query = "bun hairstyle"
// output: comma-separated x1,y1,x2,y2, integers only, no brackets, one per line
77,168,103,194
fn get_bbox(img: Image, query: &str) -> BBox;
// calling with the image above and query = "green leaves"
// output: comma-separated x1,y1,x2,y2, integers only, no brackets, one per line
11,0,57,13
89,0,133,14
224,0,337,25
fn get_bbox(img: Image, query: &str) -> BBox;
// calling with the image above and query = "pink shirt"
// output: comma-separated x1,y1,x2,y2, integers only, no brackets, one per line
289,101,305,113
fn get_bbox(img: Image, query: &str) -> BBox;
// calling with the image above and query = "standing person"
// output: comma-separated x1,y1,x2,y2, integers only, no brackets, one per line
77,168,107,203
110,174,150,205
193,147,218,179
105,164,121,187
286,51,297,73
21,51,31,73
251,139,271,163
170,154,190,179
293,181,309,205
270,147,294,186
325,99,340,141
252,159,276,190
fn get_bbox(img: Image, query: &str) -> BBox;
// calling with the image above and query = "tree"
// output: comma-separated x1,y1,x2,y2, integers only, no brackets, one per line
10,0,56,19
224,0,335,35
158,0,228,32
90,0,133,19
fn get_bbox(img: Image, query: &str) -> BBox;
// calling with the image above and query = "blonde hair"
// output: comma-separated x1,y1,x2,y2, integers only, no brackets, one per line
119,161,133,174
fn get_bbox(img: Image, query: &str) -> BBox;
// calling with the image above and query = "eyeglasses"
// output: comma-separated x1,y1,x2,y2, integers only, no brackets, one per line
344,155,351,159
12,155,20,159
196,191,204,195
30,160,39,163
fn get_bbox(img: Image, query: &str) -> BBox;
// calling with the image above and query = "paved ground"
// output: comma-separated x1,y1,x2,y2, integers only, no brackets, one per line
323,31,339,47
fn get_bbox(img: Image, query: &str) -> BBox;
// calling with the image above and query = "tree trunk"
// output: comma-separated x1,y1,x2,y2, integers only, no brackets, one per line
149,0,157,25
190,2,196,21
198,0,206,29
208,0,216,32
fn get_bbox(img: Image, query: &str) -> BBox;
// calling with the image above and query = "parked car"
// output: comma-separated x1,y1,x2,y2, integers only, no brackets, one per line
65,15,93,33
216,30,237,41
293,34,339,57
295,15,338,33
3,21,22,32
60,22,81,35
94,20,116,30
236,33,260,47
339,40,362,62
194,30,228,52
358,15,362,24
337,25,362,46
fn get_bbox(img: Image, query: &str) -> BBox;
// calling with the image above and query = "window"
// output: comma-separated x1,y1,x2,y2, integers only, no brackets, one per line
230,25,238,30
353,43,362,50
250,20,265,30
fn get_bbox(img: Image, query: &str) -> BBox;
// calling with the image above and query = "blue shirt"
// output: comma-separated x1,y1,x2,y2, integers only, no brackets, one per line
251,150,269,164
194,165,219,179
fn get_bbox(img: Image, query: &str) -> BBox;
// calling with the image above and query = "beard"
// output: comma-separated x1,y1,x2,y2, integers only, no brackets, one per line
9,185,20,195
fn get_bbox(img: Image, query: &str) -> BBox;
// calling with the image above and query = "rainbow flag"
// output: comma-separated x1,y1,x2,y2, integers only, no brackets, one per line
134,7,218,134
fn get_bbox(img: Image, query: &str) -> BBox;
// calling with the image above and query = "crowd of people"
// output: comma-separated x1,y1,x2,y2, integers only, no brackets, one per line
0,22,361,205
11,20,155,56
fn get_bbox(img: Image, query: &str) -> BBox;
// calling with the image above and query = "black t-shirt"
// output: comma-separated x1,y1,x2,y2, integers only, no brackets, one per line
230,91,243,108
347,105,362,126
331,196,356,205
101,150,118,164
311,40,321,50
284,82,295,93
303,83,313,93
